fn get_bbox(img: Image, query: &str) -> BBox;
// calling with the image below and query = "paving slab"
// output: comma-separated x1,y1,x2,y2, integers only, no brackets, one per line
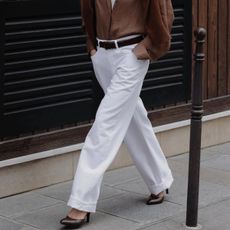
0,192,61,218
139,195,230,230
14,202,139,230
169,150,221,163
102,165,141,186
199,166,230,186
33,181,72,202
0,216,40,230
170,197,230,230
168,155,230,187
201,142,230,155
97,191,183,225
1,141,230,230
137,218,185,230
168,142,230,165
34,180,125,202
201,154,230,172
167,159,188,175
112,177,150,196
112,172,230,208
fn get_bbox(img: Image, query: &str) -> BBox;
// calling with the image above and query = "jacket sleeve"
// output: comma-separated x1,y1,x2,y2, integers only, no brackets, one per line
80,0,97,57
132,0,175,62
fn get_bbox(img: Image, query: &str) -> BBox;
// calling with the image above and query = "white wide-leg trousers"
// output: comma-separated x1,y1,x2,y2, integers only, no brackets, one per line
67,41,174,212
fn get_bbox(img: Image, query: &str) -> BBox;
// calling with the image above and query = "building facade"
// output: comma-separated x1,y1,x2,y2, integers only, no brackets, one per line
0,0,229,197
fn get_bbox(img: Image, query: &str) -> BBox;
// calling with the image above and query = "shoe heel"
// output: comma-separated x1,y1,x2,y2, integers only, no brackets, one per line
86,212,90,223
166,188,169,194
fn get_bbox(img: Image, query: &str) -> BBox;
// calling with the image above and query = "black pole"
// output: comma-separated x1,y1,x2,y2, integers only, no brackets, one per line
185,27,206,228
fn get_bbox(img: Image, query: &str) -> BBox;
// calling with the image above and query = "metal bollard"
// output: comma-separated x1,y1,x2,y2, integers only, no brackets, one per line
185,27,206,229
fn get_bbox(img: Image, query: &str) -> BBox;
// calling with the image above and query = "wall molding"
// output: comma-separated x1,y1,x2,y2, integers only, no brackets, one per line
1,109,230,168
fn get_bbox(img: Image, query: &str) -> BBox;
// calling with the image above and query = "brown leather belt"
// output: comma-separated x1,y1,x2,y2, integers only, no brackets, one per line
96,35,144,49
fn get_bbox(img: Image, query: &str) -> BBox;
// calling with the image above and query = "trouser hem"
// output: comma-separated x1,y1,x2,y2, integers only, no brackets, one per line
67,195,97,213
146,173,174,195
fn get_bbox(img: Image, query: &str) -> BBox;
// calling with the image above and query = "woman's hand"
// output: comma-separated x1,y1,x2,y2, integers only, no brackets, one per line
90,49,97,56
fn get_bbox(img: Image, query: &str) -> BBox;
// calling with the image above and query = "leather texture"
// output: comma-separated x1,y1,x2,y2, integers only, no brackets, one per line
80,0,175,62
146,193,165,205
60,212,90,227
96,35,144,49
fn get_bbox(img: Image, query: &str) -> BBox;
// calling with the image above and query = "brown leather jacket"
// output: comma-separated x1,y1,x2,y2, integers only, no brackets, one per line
80,0,174,62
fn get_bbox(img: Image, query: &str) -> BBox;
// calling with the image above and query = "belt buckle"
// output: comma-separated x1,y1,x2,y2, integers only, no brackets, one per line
104,42,111,49
104,40,116,49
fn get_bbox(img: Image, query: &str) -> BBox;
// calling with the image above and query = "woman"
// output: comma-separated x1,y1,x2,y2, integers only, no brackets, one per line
60,0,175,228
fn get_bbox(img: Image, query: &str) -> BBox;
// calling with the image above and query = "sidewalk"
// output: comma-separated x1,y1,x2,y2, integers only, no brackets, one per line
1,142,230,230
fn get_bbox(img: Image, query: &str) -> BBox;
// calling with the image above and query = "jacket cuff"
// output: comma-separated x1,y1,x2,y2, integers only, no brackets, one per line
86,38,97,58
132,34,171,62
132,36,152,60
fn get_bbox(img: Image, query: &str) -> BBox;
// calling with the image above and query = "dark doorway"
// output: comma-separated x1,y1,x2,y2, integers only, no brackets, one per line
0,0,192,139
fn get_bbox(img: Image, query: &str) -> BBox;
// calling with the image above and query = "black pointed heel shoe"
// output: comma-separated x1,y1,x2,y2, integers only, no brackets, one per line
60,212,90,228
146,188,169,205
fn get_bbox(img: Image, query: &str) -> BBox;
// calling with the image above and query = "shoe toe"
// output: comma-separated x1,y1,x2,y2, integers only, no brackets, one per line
60,216,75,224
146,194,164,205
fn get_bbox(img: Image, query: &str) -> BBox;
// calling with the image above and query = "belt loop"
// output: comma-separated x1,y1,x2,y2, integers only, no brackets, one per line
97,38,100,47
114,40,119,49
96,38,101,47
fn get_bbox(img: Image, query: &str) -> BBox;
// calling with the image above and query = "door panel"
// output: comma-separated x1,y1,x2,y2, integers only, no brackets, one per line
0,0,191,138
